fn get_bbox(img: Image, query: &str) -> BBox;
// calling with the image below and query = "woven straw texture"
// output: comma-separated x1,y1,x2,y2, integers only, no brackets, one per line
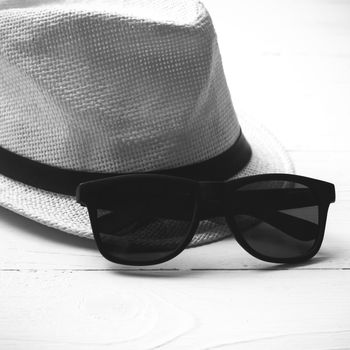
0,0,240,173
0,0,294,246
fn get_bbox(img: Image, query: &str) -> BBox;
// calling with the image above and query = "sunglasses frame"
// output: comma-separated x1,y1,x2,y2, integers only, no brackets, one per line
77,173,336,266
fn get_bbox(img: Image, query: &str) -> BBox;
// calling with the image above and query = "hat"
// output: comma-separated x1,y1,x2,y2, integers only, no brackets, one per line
0,0,294,247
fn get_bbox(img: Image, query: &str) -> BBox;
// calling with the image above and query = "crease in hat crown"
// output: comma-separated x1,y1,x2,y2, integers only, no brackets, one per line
0,0,241,174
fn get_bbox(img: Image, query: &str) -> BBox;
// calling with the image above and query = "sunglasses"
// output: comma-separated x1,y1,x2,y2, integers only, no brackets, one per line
76,173,335,266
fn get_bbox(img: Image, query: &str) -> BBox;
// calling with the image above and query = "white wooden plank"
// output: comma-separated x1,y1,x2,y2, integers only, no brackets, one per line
0,270,349,349
202,0,350,151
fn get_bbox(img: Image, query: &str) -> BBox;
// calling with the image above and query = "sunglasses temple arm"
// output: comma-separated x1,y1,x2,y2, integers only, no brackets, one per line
234,188,318,210
92,200,195,233
241,209,318,241
232,188,320,241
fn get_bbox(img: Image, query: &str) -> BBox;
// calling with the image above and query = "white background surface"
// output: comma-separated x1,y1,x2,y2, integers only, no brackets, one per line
1,0,350,349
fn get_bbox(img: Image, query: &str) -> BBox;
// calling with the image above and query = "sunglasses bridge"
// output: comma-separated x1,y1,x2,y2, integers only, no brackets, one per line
198,182,226,220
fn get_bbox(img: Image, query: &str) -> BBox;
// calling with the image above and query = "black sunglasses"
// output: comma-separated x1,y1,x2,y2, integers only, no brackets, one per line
76,173,335,266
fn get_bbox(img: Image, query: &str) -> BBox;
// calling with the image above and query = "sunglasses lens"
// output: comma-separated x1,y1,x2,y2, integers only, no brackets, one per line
229,180,321,260
92,193,195,265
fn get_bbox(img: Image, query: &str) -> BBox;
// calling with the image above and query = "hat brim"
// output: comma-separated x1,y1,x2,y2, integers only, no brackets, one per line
0,116,294,247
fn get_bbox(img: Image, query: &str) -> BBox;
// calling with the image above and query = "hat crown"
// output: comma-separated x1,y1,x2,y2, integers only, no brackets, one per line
0,0,240,173
0,0,201,25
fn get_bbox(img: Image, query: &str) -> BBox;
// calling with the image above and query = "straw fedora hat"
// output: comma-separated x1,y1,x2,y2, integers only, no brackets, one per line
0,0,294,246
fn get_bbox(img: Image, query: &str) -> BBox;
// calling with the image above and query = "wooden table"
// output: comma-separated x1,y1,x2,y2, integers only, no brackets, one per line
1,1,349,348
